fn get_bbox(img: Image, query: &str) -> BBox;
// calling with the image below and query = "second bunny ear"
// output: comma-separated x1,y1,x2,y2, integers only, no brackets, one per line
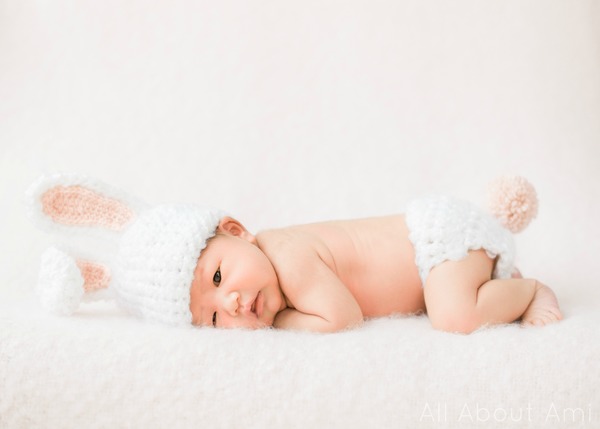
37,247,114,316
27,173,148,235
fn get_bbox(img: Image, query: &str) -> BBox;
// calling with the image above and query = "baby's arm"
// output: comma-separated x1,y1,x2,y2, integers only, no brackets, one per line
272,244,363,333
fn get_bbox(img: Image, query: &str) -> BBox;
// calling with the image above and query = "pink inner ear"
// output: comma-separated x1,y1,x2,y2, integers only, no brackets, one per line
76,260,111,291
41,185,134,231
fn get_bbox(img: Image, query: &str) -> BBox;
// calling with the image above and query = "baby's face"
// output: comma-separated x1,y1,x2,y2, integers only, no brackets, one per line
189,219,286,329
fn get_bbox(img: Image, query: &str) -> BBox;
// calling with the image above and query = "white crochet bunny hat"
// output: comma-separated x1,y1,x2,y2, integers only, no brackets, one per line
27,173,225,326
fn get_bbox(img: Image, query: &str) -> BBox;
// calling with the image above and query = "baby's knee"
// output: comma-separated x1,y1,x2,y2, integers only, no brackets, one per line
429,311,482,334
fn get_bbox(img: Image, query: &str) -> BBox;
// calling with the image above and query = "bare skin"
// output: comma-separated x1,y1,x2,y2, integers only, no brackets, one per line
189,215,562,334
521,282,563,327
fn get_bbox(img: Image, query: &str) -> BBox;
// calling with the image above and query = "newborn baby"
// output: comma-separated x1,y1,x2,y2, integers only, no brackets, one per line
189,208,561,333
29,174,562,334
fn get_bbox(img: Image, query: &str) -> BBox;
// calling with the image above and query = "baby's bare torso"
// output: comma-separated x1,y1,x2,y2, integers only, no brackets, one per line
257,215,426,318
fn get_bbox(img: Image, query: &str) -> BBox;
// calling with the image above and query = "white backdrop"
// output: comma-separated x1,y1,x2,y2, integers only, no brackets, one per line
1,0,599,312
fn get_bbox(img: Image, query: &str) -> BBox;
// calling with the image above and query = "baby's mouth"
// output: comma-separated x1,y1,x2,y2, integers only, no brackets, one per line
251,293,257,315
250,291,262,318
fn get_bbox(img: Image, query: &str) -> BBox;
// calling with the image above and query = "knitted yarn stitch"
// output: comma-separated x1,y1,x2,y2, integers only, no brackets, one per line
114,204,224,326
406,196,516,286
488,176,538,233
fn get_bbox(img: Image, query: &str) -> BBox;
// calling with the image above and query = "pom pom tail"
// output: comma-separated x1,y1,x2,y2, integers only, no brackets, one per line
487,176,538,233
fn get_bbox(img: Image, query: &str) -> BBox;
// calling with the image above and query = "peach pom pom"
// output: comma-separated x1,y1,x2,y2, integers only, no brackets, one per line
487,176,538,233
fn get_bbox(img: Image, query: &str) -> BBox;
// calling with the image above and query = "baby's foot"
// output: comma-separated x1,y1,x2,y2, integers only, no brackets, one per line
521,281,563,327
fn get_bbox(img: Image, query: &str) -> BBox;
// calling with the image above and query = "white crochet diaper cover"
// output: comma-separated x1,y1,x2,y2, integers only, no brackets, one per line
405,196,516,286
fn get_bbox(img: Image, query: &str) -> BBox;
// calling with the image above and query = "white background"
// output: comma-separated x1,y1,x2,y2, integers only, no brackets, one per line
1,0,599,309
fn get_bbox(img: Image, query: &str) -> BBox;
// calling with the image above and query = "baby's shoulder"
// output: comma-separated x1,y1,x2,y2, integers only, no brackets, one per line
256,227,334,278
256,226,330,260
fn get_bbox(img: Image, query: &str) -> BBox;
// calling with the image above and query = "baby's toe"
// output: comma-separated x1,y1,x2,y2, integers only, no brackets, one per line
541,310,561,325
522,318,541,328
552,307,563,320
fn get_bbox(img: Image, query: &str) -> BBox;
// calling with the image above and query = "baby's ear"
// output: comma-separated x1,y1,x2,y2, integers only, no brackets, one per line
27,173,147,235
217,216,256,244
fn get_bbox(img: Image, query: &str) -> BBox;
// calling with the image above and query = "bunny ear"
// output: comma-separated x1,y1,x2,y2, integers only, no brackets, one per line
76,259,112,292
27,173,148,235
38,247,114,316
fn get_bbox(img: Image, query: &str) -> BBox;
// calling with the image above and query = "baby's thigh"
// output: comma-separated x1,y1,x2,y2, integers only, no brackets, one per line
423,249,494,325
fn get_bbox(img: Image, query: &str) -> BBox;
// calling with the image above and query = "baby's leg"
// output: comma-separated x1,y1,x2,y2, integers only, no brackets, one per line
424,250,559,333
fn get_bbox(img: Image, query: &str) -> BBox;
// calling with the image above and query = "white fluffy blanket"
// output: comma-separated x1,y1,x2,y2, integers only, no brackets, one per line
1,299,598,428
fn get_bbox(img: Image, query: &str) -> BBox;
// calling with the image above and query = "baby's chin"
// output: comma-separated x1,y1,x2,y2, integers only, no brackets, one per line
250,317,274,330
229,315,274,330
227,322,271,331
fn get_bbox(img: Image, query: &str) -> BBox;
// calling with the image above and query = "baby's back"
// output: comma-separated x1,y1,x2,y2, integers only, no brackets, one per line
258,215,425,318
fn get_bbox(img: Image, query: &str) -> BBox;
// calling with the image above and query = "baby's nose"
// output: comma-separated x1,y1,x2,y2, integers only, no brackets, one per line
223,291,240,316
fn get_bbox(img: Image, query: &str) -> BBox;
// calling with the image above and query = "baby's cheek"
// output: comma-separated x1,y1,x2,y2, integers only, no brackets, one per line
189,288,202,325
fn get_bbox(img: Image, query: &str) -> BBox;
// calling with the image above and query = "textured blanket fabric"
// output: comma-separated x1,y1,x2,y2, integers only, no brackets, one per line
1,300,598,428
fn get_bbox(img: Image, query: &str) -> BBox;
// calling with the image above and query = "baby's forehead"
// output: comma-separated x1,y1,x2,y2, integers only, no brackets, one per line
199,234,229,262
205,233,227,250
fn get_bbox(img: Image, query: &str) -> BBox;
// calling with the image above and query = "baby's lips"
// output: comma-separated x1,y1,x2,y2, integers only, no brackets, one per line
255,291,264,318
239,296,257,316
